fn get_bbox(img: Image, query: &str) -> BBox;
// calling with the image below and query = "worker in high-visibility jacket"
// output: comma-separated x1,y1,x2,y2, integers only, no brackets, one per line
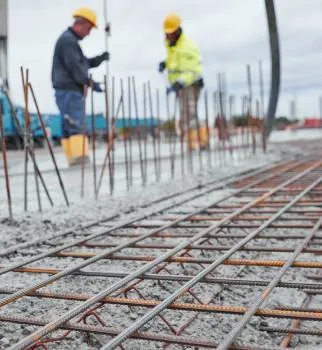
52,7,109,166
159,13,208,151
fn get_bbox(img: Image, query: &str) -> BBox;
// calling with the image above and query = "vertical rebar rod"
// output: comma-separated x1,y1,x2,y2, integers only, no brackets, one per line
4,90,53,206
156,88,161,181
143,83,148,185
97,96,122,196
121,79,130,191
90,84,97,198
193,86,203,171
21,67,29,212
242,95,248,159
127,77,133,187
168,93,177,179
22,68,42,212
147,81,158,182
259,60,267,153
222,73,228,163
228,95,234,159
80,85,87,199
212,91,219,166
131,77,145,185
111,77,116,194
218,74,226,165
204,90,211,168
104,75,113,195
29,83,69,206
180,90,186,176
166,91,172,176
28,71,42,212
0,101,12,219
247,64,256,154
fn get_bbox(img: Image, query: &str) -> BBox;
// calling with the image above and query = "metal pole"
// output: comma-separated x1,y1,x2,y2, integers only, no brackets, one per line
103,0,110,81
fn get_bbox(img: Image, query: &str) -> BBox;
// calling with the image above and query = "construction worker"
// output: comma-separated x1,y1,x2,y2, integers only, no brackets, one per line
52,7,109,165
159,13,208,151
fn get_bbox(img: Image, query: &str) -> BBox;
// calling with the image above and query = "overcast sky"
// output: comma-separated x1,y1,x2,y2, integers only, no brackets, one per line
7,0,322,118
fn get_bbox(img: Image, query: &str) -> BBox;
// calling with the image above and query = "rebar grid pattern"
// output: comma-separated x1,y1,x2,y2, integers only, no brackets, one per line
1,157,322,349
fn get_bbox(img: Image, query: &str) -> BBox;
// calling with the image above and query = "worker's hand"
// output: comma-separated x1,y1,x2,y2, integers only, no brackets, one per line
172,81,183,92
105,23,111,35
158,61,166,73
92,82,104,93
166,86,174,95
100,51,110,61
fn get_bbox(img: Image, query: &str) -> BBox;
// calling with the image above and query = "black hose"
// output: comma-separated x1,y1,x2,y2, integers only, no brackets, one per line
265,0,281,136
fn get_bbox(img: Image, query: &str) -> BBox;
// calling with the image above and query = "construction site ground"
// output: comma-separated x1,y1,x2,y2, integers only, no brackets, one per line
0,132,322,349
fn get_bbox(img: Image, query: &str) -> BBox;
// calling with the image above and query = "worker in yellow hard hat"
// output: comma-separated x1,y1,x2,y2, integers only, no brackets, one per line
159,13,208,152
52,8,110,166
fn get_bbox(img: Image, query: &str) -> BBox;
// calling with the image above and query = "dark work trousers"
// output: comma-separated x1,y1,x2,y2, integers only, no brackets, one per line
55,90,84,138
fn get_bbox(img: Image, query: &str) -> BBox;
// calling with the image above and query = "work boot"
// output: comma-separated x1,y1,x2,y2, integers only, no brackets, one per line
188,128,198,152
199,125,209,150
68,134,90,166
61,138,71,164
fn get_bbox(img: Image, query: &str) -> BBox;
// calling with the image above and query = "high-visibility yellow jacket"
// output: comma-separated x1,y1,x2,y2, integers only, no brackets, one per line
165,33,203,87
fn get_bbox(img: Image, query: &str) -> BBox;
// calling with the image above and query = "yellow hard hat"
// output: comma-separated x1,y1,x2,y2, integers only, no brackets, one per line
164,13,181,34
73,7,97,28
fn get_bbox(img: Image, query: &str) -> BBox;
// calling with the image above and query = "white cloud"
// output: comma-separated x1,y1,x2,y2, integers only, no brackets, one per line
6,0,322,117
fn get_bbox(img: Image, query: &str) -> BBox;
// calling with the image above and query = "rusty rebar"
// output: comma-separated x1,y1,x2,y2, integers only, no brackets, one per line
97,95,122,196
28,83,69,206
80,85,87,198
132,76,145,185
120,79,130,191
3,90,53,207
147,81,158,182
21,68,42,212
90,81,98,198
127,76,133,186
104,75,113,195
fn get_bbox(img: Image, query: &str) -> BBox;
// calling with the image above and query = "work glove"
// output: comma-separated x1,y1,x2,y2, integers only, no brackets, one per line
197,77,205,89
100,51,110,61
92,82,104,93
166,81,184,95
172,81,184,92
158,61,166,73
105,23,111,35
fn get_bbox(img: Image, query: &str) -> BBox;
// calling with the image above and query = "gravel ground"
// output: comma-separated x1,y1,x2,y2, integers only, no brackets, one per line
1,141,322,349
